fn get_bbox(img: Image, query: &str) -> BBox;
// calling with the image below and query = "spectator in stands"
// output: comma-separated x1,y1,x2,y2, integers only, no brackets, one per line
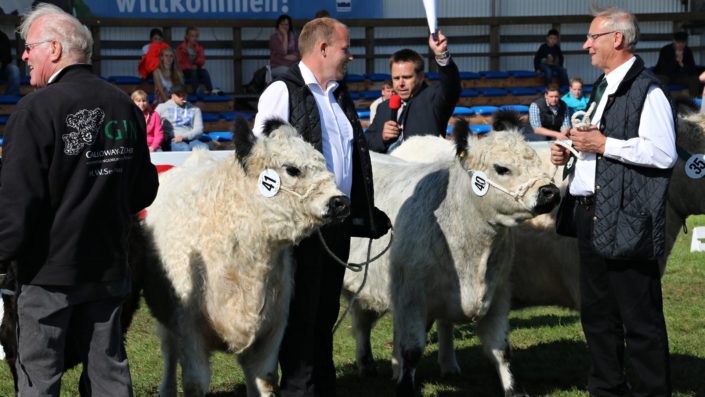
365,30,461,153
529,83,570,140
369,79,393,121
269,14,300,80
131,89,163,152
153,46,184,105
534,28,569,87
138,28,169,79
561,77,590,113
176,26,215,95
654,31,700,97
155,83,207,151
0,30,20,96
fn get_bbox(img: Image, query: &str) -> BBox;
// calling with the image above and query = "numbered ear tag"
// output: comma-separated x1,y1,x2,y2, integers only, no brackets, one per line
563,153,577,180
685,154,705,179
258,169,281,197
471,170,490,197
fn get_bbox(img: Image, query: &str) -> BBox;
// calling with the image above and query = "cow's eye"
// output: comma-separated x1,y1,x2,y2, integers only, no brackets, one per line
284,165,301,177
494,164,511,176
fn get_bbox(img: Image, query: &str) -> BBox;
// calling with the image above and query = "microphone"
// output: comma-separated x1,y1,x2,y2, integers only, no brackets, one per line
389,94,401,122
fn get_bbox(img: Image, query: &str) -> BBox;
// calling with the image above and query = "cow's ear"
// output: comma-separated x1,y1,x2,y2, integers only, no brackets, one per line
452,117,469,158
262,117,288,137
492,109,522,131
233,116,256,168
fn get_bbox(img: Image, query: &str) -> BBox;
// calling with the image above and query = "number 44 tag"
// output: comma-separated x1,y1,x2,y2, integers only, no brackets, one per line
258,169,281,197
685,154,705,180
471,170,490,197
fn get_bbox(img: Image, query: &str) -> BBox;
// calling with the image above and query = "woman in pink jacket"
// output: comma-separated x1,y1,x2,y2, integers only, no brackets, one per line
176,26,215,95
269,14,300,80
132,90,164,151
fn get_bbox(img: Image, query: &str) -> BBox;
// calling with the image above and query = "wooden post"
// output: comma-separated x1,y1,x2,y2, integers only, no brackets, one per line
489,24,500,70
233,26,243,92
365,26,375,75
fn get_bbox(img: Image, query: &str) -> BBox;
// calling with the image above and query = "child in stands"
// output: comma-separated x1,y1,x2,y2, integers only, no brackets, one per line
131,89,163,152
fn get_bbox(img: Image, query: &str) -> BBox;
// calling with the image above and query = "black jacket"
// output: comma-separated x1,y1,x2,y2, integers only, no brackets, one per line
365,59,461,153
533,97,568,132
533,43,564,70
0,65,159,285
280,65,387,238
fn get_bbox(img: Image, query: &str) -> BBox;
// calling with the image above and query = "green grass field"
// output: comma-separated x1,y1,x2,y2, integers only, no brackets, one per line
1,215,703,396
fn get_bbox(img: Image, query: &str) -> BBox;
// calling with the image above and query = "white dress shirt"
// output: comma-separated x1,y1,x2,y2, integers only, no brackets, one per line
569,56,677,196
253,62,354,196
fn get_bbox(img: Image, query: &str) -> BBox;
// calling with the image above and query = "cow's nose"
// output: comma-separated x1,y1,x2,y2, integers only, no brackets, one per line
327,195,351,221
533,184,561,214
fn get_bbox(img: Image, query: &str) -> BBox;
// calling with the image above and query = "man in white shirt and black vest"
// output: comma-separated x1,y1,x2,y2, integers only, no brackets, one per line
551,7,676,397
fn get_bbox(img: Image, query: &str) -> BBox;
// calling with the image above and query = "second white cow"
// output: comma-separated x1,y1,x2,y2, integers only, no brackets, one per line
343,114,560,397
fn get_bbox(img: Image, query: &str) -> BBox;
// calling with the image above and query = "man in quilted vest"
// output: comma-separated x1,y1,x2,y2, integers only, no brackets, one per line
551,7,676,397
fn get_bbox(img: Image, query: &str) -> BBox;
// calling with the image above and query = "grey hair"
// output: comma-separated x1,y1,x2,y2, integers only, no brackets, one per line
591,6,639,52
18,3,93,63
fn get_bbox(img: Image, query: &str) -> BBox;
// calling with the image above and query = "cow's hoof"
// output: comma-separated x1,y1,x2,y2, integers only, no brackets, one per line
355,356,378,377
439,362,461,377
396,372,416,397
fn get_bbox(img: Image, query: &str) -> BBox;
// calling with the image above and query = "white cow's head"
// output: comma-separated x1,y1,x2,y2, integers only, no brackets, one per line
453,111,561,227
233,117,350,242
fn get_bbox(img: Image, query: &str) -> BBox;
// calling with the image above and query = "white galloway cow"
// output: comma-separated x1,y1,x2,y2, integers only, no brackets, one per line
142,118,351,397
343,113,561,397
511,111,705,309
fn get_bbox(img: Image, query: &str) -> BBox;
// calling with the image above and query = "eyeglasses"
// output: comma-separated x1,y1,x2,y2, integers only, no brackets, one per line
586,31,616,41
24,39,53,52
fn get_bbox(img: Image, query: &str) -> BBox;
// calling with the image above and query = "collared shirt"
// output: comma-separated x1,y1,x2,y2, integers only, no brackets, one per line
528,100,571,130
569,56,677,196
253,61,353,196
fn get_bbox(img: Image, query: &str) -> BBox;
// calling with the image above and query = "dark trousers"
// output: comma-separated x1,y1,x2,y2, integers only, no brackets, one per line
576,204,671,397
279,223,350,397
183,68,213,94
15,281,133,397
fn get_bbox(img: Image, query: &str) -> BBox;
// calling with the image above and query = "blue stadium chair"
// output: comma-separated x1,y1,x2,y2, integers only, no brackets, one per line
20,76,30,85
467,105,498,115
425,71,440,80
345,74,366,82
0,115,8,124
362,91,381,99
459,71,481,80
349,91,364,100
461,89,480,97
480,71,510,79
500,104,530,114
508,70,540,78
357,110,371,119
365,73,391,81
207,131,233,142
201,112,221,122
220,111,255,121
0,136,3,146
198,134,212,142
0,95,21,104
107,76,143,84
198,94,232,102
478,88,508,97
582,85,593,94
696,98,703,108
470,124,492,135
446,124,454,135
507,87,539,96
452,107,474,116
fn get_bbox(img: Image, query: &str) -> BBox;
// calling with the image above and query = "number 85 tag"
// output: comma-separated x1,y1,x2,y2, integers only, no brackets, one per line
258,169,281,197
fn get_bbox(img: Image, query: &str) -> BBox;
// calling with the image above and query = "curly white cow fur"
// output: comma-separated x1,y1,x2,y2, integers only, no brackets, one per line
343,113,560,397
511,111,705,309
142,118,350,397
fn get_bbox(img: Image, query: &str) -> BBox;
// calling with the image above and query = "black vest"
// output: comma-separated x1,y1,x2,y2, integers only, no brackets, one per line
590,57,675,259
533,97,567,133
279,65,376,230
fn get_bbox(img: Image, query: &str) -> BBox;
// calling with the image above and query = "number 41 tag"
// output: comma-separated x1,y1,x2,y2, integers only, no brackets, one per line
471,170,490,197
258,169,281,197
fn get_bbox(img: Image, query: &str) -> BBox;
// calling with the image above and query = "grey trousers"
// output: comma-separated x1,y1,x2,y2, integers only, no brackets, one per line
15,281,133,397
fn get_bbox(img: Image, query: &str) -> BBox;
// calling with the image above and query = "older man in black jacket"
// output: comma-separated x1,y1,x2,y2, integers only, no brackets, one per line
365,30,461,153
0,4,158,396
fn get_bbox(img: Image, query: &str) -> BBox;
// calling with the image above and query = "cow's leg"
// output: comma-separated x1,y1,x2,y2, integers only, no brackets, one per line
237,328,283,397
393,292,426,397
476,286,527,397
350,300,383,377
177,325,211,397
436,319,461,376
157,323,179,397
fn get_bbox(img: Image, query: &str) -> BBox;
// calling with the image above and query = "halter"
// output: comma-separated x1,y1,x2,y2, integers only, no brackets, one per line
464,168,551,211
